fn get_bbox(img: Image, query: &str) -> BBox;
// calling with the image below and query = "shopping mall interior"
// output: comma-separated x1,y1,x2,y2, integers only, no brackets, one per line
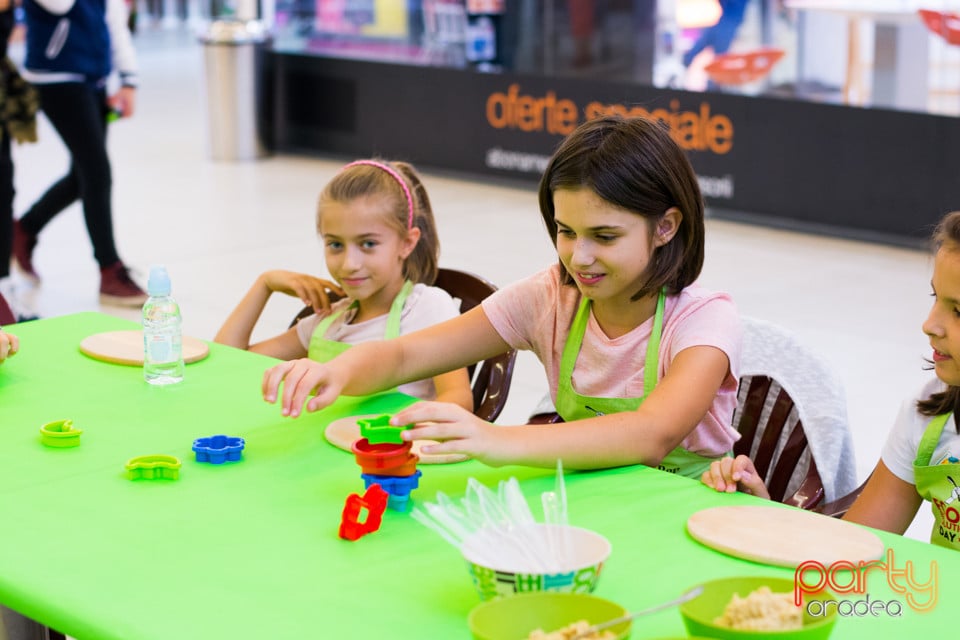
3,1,959,637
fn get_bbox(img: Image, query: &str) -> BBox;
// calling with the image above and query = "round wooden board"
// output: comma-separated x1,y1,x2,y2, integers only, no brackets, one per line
325,414,469,464
686,505,884,567
79,330,210,366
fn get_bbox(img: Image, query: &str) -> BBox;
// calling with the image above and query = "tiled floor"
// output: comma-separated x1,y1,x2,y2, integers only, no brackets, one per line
5,24,941,542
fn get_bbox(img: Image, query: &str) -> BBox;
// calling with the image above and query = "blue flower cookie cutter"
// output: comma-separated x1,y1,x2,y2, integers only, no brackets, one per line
192,435,245,464
126,455,181,480
39,419,83,448
361,470,422,512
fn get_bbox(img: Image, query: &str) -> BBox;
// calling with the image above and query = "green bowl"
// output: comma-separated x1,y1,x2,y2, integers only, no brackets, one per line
468,592,631,640
680,576,838,640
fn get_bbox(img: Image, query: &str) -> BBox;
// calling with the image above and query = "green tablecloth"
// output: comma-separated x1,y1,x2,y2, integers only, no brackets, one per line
0,313,954,639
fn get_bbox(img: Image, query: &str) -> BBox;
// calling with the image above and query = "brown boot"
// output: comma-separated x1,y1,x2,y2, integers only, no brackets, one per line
12,219,39,283
99,261,148,306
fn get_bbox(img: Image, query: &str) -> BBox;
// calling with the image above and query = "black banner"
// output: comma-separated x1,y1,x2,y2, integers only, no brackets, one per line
272,52,960,244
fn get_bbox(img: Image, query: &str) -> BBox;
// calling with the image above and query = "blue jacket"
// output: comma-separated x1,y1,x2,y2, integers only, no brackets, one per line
24,0,111,83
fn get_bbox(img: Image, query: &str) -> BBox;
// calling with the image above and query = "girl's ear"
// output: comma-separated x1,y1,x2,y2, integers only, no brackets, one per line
400,226,422,259
653,207,682,247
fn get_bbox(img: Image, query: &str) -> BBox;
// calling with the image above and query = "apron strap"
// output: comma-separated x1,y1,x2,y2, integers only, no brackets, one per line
915,413,952,467
384,280,414,340
642,288,666,398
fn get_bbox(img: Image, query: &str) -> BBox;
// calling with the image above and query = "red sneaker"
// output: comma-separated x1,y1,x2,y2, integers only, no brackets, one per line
99,261,148,306
12,219,39,283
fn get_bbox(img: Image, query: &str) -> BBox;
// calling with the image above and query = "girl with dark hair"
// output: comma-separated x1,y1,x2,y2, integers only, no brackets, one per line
262,116,742,478
215,159,472,410
704,210,960,550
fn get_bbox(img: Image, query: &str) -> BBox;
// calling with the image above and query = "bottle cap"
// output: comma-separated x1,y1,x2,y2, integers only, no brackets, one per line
147,265,172,296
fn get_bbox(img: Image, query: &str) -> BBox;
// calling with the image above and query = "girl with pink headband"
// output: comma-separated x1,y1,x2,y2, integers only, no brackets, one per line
215,159,472,409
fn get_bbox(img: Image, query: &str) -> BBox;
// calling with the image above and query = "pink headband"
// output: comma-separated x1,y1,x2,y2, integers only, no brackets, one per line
341,160,414,229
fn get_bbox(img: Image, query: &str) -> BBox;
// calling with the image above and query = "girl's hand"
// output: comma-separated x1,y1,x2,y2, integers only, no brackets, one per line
0,330,18,363
701,455,770,499
262,358,343,417
262,270,345,314
393,402,510,467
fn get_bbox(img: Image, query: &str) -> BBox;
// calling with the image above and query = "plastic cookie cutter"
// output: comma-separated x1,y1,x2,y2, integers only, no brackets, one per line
357,415,409,445
338,483,389,541
361,469,422,497
125,455,182,481
362,470,423,512
192,435,245,464
351,438,416,474
39,419,83,448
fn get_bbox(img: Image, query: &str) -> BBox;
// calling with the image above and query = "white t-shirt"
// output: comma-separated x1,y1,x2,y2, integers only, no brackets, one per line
881,377,960,484
295,283,460,400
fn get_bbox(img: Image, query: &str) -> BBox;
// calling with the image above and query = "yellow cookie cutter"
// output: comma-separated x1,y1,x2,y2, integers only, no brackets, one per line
125,455,182,481
39,419,83,448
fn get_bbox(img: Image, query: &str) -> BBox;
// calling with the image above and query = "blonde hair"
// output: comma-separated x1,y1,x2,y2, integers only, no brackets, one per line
317,159,440,285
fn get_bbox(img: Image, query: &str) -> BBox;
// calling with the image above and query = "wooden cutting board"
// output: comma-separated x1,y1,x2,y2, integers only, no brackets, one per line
325,414,469,464
79,330,210,366
687,505,884,567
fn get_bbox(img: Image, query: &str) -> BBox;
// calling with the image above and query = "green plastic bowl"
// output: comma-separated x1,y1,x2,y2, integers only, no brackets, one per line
468,592,631,640
680,576,838,640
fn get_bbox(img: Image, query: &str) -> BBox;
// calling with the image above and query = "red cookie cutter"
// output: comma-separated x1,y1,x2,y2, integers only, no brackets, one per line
338,483,389,541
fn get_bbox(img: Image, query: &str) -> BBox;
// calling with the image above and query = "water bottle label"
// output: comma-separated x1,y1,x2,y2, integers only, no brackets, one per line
146,335,181,363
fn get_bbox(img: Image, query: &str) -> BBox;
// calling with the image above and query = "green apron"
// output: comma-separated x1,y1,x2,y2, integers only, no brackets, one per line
913,412,960,550
554,289,718,479
307,280,413,364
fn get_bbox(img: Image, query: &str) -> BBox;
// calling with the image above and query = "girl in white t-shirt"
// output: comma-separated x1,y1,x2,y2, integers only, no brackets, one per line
703,211,960,551
215,159,472,409
261,116,742,477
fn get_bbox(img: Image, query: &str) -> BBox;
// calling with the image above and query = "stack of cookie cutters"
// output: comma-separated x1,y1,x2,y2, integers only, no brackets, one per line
352,414,421,511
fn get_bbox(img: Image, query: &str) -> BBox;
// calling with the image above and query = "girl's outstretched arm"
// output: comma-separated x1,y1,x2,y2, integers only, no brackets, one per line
843,460,923,534
395,344,731,469
262,306,512,417
215,271,342,358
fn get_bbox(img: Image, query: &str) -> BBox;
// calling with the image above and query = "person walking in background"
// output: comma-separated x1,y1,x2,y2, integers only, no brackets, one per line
13,0,147,306
0,0,39,321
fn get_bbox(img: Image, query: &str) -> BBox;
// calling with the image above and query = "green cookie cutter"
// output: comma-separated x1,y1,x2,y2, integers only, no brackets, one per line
357,414,408,445
126,455,181,481
40,419,83,448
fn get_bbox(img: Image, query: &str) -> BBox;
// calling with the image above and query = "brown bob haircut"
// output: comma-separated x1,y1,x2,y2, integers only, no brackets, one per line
918,210,960,423
538,115,705,299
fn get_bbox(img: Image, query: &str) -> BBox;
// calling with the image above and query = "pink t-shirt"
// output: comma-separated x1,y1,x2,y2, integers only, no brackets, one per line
481,264,742,456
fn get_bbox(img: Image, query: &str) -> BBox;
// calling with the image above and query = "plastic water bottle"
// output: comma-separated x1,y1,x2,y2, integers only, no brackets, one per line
142,265,184,385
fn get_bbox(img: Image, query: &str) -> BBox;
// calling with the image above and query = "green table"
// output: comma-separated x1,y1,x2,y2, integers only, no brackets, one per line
0,313,954,639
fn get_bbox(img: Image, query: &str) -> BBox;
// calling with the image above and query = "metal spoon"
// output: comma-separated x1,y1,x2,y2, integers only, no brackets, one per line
568,585,705,640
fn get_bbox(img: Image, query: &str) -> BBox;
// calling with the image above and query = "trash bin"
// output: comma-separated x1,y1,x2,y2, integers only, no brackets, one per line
199,19,271,161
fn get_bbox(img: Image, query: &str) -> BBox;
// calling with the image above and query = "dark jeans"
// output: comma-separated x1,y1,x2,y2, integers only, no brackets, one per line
19,82,119,268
